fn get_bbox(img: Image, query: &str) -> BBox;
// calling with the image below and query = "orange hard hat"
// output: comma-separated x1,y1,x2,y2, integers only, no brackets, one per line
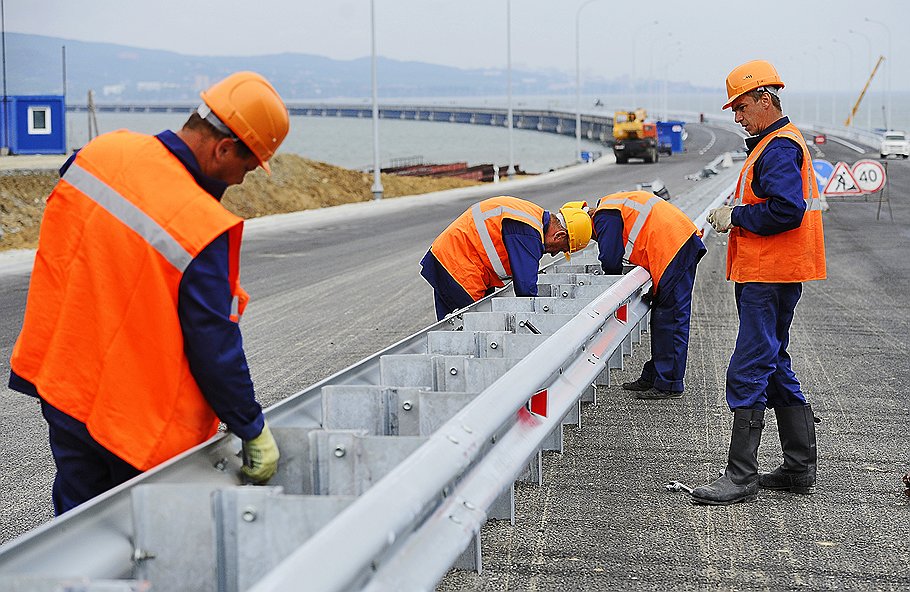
200,71,290,173
722,60,785,110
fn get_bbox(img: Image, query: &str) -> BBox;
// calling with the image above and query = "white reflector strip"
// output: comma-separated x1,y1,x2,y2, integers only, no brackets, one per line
471,204,543,280
64,163,193,273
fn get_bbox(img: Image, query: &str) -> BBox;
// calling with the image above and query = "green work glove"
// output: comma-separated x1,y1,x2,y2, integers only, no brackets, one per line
241,422,280,484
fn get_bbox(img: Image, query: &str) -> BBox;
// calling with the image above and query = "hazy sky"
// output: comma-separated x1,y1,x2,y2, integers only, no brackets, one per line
7,0,909,93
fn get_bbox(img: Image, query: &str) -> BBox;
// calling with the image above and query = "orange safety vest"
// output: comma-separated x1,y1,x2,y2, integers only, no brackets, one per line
727,122,826,283
592,191,697,288
430,196,545,301
10,130,249,471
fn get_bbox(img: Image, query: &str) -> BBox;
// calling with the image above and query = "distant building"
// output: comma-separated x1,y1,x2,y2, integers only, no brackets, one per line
0,95,66,155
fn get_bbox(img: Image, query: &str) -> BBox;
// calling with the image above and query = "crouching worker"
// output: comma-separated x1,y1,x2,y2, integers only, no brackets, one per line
9,71,288,514
420,196,593,320
589,190,706,399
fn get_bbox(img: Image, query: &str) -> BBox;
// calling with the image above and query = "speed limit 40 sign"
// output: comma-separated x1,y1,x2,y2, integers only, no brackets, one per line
851,160,887,193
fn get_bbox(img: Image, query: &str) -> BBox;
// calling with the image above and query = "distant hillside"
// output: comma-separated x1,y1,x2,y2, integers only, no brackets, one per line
4,32,712,103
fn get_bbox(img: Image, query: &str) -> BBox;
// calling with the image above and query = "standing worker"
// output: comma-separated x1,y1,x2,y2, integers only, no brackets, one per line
588,190,706,399
9,71,289,514
692,60,826,505
420,197,592,320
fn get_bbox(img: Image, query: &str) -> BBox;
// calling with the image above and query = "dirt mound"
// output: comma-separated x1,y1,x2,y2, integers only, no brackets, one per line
0,154,480,252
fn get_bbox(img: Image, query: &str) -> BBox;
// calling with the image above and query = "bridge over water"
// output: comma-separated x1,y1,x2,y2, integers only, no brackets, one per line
68,103,617,143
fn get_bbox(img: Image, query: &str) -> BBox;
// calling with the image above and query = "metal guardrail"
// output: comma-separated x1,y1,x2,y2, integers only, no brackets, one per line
0,175,733,591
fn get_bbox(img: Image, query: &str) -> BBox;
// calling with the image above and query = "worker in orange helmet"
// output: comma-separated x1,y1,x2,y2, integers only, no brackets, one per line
9,72,290,514
420,197,592,320
587,189,706,400
692,60,826,505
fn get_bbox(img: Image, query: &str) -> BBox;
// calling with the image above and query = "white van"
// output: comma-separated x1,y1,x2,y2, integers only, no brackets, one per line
880,130,910,159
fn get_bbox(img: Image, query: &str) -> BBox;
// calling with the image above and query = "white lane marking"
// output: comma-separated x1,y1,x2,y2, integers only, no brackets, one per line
699,127,717,155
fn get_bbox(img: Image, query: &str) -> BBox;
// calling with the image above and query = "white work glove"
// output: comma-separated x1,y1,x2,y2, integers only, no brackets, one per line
707,205,735,233
241,422,280,484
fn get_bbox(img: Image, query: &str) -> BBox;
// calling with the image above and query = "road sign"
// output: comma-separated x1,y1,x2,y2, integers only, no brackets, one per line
813,159,833,195
850,159,886,193
823,161,863,196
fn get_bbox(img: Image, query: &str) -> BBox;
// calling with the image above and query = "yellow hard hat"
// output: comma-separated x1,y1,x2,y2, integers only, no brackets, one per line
200,71,290,173
560,200,589,212
722,60,784,110
559,206,593,254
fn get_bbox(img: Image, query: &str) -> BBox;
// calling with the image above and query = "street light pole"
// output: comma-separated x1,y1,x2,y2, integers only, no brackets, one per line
865,17,892,129
631,20,659,110
575,0,602,163
809,51,821,123
848,29,873,129
370,0,383,200
1,0,8,154
831,38,853,126
506,0,515,178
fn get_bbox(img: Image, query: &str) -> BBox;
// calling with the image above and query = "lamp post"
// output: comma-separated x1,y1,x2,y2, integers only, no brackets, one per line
865,17,892,128
848,28,873,129
630,19,659,113
809,51,821,123
1,0,8,155
656,39,681,121
506,0,515,178
649,33,673,115
831,38,853,126
575,0,604,163
370,0,383,200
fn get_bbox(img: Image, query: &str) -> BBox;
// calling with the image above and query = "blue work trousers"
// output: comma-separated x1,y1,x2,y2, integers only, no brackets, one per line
726,282,807,410
420,250,478,321
41,399,142,515
639,256,700,392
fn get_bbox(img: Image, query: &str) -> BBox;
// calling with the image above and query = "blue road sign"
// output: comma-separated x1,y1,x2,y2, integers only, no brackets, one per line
813,159,834,195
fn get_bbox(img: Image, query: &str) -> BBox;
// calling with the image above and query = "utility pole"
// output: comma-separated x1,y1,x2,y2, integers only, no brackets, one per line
370,0,383,200
1,0,8,155
506,0,515,179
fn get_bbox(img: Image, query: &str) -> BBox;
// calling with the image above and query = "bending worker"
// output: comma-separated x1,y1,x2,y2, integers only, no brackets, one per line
587,191,706,399
692,60,826,505
420,197,592,320
9,71,289,514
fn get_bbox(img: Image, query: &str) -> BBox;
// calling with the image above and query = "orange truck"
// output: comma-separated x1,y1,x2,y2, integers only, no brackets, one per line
612,109,659,164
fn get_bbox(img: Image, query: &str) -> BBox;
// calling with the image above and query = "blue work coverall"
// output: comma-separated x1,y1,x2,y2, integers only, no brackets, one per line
727,116,810,410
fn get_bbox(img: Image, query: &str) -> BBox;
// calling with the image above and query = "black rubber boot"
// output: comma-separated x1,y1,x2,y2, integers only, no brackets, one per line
622,377,653,392
759,404,818,494
691,408,764,505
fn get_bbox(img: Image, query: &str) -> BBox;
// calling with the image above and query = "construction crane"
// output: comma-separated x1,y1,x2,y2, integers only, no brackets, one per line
845,55,884,127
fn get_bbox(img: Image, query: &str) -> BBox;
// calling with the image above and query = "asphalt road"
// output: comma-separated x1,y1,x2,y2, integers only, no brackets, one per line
0,121,794,550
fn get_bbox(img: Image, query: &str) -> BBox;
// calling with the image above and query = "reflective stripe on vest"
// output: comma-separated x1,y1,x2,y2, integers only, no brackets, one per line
597,194,663,262
733,130,823,212
64,162,193,273
471,202,544,279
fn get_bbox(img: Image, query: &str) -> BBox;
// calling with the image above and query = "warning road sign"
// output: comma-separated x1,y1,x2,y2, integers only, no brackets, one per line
823,162,863,196
850,159,886,193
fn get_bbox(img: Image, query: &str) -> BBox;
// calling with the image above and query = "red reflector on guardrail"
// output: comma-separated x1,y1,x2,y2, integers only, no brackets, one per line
615,304,628,324
529,389,548,417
